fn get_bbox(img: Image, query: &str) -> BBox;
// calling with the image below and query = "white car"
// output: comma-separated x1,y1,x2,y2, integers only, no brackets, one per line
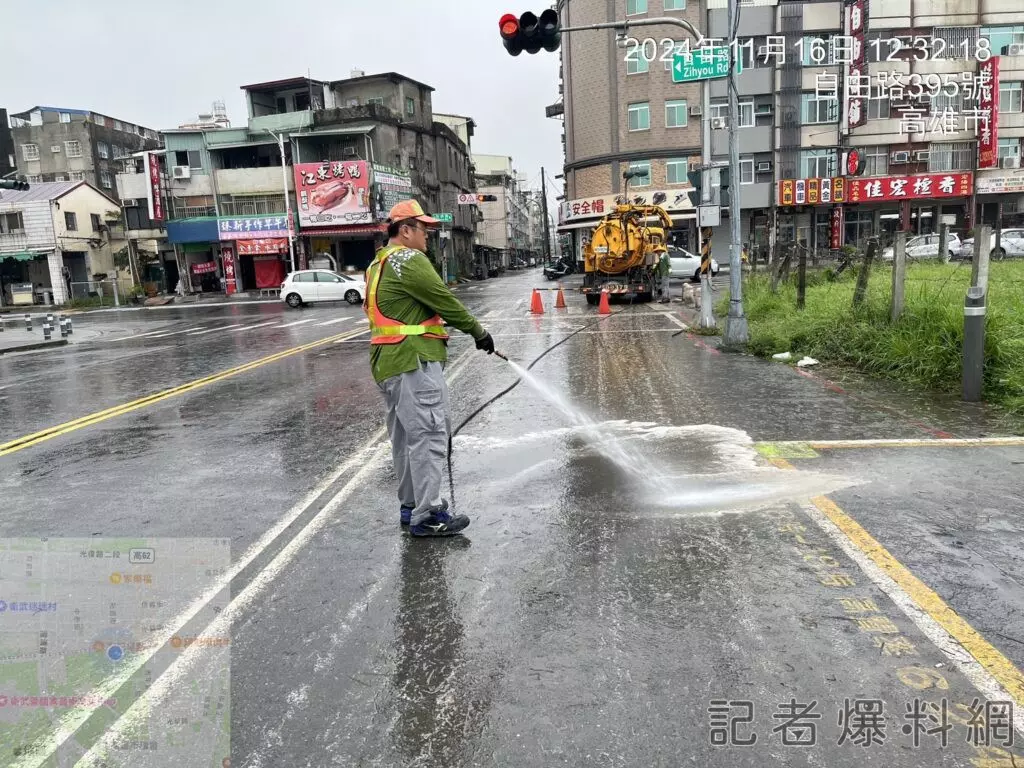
281,270,366,308
667,246,719,281
880,233,962,262
961,228,1024,261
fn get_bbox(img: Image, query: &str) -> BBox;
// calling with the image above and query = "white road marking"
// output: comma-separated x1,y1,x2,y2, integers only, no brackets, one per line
775,436,1024,448
800,500,1024,737
317,317,352,326
332,330,370,344
108,325,205,341
25,344,481,767
275,318,319,328
658,312,690,331
186,323,246,335
227,321,278,332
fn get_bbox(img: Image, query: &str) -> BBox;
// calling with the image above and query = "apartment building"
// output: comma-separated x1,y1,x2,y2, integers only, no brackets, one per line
557,0,703,260
117,72,478,295
8,106,160,199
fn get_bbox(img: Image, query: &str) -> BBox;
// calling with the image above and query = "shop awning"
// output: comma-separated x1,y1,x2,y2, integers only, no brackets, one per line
296,125,376,138
0,251,41,262
301,224,386,237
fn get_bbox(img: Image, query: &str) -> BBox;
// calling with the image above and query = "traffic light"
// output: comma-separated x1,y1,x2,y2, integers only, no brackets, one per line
477,194,498,202
499,9,560,56
0,178,30,191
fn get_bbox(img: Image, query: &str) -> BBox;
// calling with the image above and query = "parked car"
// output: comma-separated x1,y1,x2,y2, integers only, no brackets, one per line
667,246,719,281
281,270,365,308
960,228,1024,261
880,233,962,262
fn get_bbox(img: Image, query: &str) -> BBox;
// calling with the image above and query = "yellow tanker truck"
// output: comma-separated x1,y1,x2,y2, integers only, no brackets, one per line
581,204,673,305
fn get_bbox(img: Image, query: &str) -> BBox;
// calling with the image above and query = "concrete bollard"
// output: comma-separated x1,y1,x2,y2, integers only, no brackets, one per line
43,322,52,341
66,316,73,335
59,318,68,338
25,313,32,332
962,286,986,402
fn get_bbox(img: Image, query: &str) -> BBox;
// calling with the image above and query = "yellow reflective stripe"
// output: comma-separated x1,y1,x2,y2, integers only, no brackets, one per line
372,325,445,336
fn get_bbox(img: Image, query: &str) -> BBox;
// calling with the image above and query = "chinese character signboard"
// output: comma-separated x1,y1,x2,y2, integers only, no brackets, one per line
977,57,1000,169
830,206,844,249
295,161,373,228
776,178,847,206
191,261,217,275
146,152,164,222
846,172,973,202
977,174,1024,194
778,175,971,204
845,0,867,129
236,238,288,255
221,246,237,296
371,163,413,220
217,216,291,241
559,188,695,224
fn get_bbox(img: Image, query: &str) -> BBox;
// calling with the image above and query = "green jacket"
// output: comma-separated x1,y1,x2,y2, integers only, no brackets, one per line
657,252,671,277
367,245,486,384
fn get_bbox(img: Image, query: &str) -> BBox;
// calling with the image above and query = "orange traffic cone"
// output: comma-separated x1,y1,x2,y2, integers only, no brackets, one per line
598,289,611,315
555,285,567,309
530,288,545,314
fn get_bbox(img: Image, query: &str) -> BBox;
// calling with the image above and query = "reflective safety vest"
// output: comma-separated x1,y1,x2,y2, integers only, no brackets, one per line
366,245,449,345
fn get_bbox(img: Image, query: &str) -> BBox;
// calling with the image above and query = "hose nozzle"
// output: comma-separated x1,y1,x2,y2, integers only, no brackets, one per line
494,350,508,361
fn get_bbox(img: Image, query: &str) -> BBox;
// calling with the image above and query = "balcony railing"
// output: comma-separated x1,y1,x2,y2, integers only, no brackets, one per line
219,196,286,217
172,205,217,219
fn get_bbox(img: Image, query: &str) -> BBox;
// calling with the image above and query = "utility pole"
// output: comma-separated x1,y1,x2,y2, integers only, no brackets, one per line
699,79,715,329
722,0,748,348
267,129,297,273
540,166,552,262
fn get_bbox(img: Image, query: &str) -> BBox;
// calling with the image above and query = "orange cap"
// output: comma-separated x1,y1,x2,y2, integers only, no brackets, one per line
387,199,439,226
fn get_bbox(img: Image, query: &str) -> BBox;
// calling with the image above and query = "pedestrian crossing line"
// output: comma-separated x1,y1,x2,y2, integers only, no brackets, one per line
32,344,485,765
772,457,1024,732
109,325,205,341
275,318,319,328
227,321,278,332
333,330,369,344
187,324,246,336
0,327,367,458
317,317,353,327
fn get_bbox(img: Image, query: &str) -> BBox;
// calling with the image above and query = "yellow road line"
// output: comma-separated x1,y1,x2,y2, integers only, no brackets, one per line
758,436,1024,456
773,456,1024,710
0,329,368,457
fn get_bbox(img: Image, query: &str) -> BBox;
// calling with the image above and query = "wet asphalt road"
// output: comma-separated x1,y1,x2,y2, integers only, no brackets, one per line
1,271,1024,766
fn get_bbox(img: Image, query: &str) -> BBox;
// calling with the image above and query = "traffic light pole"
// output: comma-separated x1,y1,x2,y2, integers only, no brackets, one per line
722,0,749,348
558,16,704,43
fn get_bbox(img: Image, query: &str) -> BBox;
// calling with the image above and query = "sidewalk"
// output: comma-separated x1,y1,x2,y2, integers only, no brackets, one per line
0,330,68,355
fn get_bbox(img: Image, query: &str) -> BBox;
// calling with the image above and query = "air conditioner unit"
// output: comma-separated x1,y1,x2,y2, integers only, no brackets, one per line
756,161,772,172
1003,155,1021,169
689,105,703,116
342,147,357,158
172,165,191,179
122,198,138,207
914,150,930,162
891,151,910,163
756,103,774,114
711,117,727,129
1008,43,1024,55
51,145,61,153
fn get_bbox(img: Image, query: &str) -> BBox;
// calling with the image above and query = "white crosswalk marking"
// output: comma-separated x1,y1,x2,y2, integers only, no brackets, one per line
187,324,246,336
227,321,278,332
275,318,319,328
317,317,352,327
110,325,204,341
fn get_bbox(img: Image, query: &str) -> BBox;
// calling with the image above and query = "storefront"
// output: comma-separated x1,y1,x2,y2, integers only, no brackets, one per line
0,251,54,306
776,173,974,252
557,188,697,266
975,173,1024,228
300,225,385,274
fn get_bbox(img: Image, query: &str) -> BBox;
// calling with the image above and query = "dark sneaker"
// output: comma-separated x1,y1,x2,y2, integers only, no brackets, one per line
410,506,470,538
400,506,414,526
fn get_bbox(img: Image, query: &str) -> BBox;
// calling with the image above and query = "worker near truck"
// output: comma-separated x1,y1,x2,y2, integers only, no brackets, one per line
656,247,671,303
365,200,495,538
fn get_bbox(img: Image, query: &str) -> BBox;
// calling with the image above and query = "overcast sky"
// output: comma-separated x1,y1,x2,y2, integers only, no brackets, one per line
4,0,565,215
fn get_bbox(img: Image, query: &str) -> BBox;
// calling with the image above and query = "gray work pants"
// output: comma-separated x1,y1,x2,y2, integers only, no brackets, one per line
378,361,451,526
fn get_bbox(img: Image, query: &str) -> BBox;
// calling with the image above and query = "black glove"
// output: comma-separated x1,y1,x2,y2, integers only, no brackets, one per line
475,331,495,354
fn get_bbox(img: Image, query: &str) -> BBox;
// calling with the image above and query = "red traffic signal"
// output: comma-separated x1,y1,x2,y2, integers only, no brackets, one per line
500,10,560,56
476,194,498,202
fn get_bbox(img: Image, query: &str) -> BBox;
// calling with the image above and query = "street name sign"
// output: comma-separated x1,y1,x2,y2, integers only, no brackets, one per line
672,47,742,83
